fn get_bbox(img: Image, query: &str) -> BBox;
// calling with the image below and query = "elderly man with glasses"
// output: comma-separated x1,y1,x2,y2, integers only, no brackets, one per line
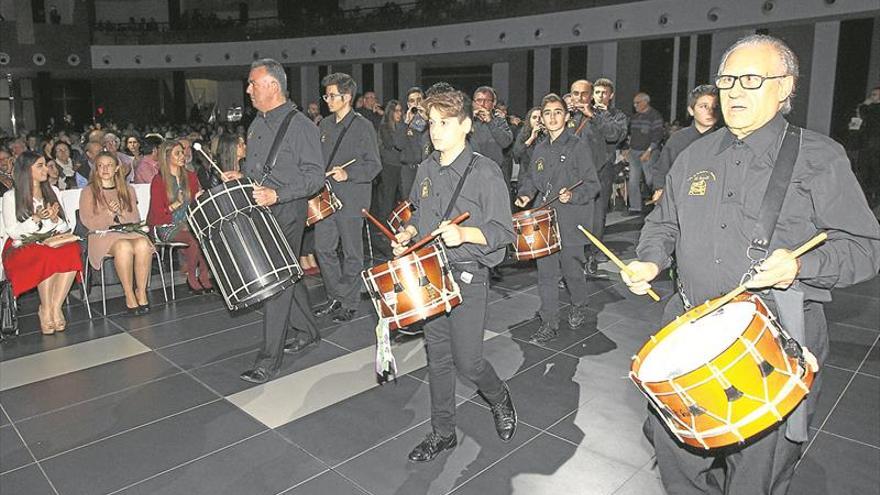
622,34,880,495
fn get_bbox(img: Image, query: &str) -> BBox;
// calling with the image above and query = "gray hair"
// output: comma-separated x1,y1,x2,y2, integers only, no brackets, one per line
635,92,650,103
474,86,497,101
718,34,799,114
251,58,288,94
102,132,121,146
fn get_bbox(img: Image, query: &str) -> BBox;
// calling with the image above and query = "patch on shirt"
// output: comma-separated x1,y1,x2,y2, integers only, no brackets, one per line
687,170,716,196
567,120,576,128
321,133,327,143
420,178,432,198
423,144,431,155
535,158,544,172
407,129,414,137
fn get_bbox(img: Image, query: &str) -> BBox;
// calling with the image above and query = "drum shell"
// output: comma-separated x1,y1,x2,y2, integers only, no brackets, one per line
362,244,461,330
388,200,413,233
630,293,814,450
512,208,561,260
306,184,341,226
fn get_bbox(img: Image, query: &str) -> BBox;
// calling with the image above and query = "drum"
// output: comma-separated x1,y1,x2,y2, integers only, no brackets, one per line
511,208,561,260
387,200,414,233
187,178,302,311
362,243,461,331
630,293,814,450
306,181,342,226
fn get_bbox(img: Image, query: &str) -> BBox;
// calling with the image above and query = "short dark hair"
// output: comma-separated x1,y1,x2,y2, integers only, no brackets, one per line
406,86,425,99
322,72,358,97
473,86,497,101
687,84,718,108
424,90,472,122
594,78,615,93
141,134,164,155
540,93,566,110
425,82,454,98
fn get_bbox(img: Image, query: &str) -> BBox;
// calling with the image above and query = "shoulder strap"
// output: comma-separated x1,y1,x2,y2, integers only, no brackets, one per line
261,106,298,182
326,113,357,167
443,153,480,221
750,125,802,251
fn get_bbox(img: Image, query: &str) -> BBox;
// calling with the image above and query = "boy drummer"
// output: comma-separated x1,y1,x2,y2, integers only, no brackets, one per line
515,93,601,343
392,89,517,462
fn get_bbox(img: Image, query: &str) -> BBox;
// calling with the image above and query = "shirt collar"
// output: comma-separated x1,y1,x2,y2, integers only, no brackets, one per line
331,109,356,127
716,112,786,156
430,144,474,176
549,130,572,148
260,101,294,121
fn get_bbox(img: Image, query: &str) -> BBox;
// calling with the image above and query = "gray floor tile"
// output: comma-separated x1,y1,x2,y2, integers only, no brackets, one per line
116,431,326,495
0,318,122,362
0,351,179,421
562,316,654,359
335,401,540,495
158,323,264,370
821,374,880,447
451,433,639,495
189,342,349,396
0,463,55,495
557,277,620,304
321,313,381,352
485,292,543,334
129,307,262,349
863,343,880,377
0,426,33,473
16,373,217,460
792,431,880,495
827,322,879,371
491,265,539,291
811,366,854,429
108,295,228,331
14,302,94,338
612,465,665,495
505,352,587,429
41,400,266,495
507,316,589,352
824,292,880,332
276,374,432,467
0,406,9,427
582,284,671,325
281,470,368,495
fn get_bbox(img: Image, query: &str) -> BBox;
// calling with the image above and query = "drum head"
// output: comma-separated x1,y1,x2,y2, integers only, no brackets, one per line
637,301,756,382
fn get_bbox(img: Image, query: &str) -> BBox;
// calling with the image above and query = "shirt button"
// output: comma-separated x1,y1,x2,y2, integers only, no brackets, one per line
715,258,722,264
735,160,742,166
727,191,734,197
720,223,727,229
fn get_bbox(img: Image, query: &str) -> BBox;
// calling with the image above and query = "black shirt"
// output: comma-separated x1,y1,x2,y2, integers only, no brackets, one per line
407,145,514,267
318,110,382,217
638,113,880,305
469,116,514,170
652,124,714,190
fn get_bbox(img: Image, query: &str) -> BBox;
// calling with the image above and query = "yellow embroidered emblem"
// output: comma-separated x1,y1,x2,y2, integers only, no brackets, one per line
536,158,544,172
686,170,716,196
420,178,431,198
688,180,707,196
567,120,576,128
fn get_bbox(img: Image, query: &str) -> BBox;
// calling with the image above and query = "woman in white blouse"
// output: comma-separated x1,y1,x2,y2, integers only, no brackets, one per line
2,151,84,334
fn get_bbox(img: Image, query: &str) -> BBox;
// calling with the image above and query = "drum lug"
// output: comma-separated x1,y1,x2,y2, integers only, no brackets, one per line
393,282,405,293
724,385,744,402
418,275,430,287
758,360,775,378
687,404,706,417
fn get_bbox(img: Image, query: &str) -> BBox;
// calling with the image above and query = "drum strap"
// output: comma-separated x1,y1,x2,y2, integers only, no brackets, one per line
326,114,357,168
749,124,802,256
261,106,299,183
443,153,480,221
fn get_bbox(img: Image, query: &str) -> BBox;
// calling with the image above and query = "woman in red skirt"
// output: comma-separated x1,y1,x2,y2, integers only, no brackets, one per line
2,151,83,334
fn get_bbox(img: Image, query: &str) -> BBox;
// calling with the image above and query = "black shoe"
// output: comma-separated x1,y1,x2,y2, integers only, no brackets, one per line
568,304,588,329
489,267,503,282
125,305,140,316
584,255,598,276
283,334,321,354
332,308,357,323
490,384,517,442
408,431,457,462
239,367,273,384
314,299,341,317
137,303,151,314
529,321,559,344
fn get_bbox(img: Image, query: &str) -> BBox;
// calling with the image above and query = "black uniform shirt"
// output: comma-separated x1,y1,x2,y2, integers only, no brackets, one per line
469,116,513,169
653,124,714,190
638,113,880,305
407,145,514,267
400,124,431,166
319,110,382,217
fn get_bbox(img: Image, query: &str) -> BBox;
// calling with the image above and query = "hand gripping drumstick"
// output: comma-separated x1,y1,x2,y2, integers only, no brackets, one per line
362,208,397,241
686,232,828,323
398,212,470,258
192,142,226,179
535,180,584,210
325,158,357,177
577,224,661,302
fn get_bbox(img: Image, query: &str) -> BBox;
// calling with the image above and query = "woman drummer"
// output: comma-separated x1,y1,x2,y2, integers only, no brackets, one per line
515,93,601,343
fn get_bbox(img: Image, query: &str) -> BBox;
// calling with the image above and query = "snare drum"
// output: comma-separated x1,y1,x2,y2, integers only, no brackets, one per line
387,200,413,233
512,208,561,260
362,243,461,331
630,293,814,450
187,178,302,311
306,181,342,226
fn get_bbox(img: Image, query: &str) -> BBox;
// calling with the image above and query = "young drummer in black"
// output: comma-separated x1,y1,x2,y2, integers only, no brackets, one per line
393,89,517,462
516,94,601,343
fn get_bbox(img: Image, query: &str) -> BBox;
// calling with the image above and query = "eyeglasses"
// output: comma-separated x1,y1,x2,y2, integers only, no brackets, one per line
322,93,344,102
474,97,495,104
715,74,789,90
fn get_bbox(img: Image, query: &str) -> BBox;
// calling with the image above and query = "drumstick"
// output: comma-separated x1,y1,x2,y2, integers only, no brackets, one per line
192,143,225,179
325,158,357,176
577,224,661,302
398,212,470,258
688,232,828,322
362,208,397,241
535,180,584,210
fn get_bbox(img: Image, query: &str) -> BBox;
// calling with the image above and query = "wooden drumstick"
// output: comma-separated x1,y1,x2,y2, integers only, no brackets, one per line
362,208,397,241
192,142,226,179
535,180,584,210
398,212,470,258
578,224,661,302
325,158,357,176
689,232,828,322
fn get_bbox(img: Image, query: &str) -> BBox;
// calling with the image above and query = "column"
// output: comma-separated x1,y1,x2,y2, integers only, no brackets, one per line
398,61,417,97
351,63,363,89
710,29,754,76
687,34,698,92
588,42,618,83
373,62,384,102
868,16,880,94
492,62,510,105
532,48,551,105
559,48,569,94
300,65,320,108
807,21,840,134
670,36,681,123
172,71,186,123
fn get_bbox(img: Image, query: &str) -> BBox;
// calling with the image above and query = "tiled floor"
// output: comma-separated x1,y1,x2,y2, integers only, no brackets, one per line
1,214,878,495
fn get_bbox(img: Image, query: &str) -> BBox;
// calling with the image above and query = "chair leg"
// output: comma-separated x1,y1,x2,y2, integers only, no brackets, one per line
100,265,107,315
156,252,168,303
169,248,176,300
82,279,92,319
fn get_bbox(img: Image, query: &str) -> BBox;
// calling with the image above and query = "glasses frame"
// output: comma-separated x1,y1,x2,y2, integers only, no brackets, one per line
715,74,789,90
322,93,345,102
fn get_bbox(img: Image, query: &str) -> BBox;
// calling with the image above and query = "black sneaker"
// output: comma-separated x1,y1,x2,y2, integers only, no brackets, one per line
489,384,517,442
568,304,588,329
584,255,598,276
408,431,457,462
529,321,559,344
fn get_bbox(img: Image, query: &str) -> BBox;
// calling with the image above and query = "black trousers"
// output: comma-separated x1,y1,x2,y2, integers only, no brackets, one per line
377,164,402,222
536,245,588,323
315,214,364,310
589,165,615,256
648,296,824,494
424,266,505,436
253,208,319,372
